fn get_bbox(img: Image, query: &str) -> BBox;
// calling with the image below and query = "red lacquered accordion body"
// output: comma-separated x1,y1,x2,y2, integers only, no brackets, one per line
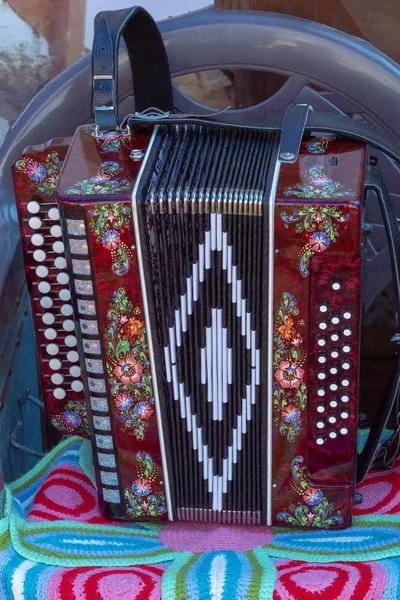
45,124,363,528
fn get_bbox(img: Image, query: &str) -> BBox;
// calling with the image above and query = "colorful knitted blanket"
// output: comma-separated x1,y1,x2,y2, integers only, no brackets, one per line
1,435,400,599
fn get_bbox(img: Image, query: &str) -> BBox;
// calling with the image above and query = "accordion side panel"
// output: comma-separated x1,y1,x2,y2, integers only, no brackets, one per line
272,136,365,529
57,127,169,520
12,138,89,442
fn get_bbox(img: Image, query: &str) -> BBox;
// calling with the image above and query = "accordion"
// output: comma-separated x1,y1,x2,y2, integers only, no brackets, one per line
14,124,366,529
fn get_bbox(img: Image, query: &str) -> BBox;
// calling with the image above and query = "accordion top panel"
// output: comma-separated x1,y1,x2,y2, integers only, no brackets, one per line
13,139,89,439
57,126,152,201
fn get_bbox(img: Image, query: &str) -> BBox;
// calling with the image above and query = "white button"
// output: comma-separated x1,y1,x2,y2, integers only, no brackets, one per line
331,349,339,359
343,310,352,319
40,296,53,309
317,371,326,380
51,373,64,385
44,328,57,340
29,216,42,230
330,366,338,375
49,358,62,370
331,316,340,325
48,207,60,220
67,350,79,362
33,250,46,262
328,415,337,424
31,233,44,246
342,344,351,353
317,337,326,347
340,427,348,435
341,394,350,403
330,383,338,391
42,313,55,325
63,319,75,332
50,225,62,237
316,421,324,429
342,378,350,387
319,303,328,313
317,388,325,397
330,332,339,342
57,272,69,285
46,343,59,356
27,200,40,214
331,280,341,290
72,380,84,392
318,355,327,364
53,388,66,400
38,281,51,294
329,431,337,439
319,321,328,330
317,405,325,413
316,437,325,445
53,241,65,253
65,335,77,347
54,257,67,269
341,411,349,419
342,361,351,370
59,289,71,301
36,265,48,278
69,365,81,377
330,400,338,408
343,327,352,337
61,304,73,316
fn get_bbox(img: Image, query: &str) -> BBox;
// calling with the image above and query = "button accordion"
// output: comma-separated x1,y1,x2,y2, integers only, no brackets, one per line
14,124,366,528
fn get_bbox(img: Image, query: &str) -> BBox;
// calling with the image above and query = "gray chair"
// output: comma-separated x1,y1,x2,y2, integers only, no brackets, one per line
1,8,400,476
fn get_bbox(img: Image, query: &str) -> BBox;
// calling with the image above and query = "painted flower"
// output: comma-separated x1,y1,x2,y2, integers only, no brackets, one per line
114,355,143,384
132,478,151,497
315,211,322,223
281,405,301,423
26,161,46,181
275,360,304,389
102,230,121,250
115,393,133,411
311,176,332,187
307,512,315,524
291,335,301,348
108,210,116,223
309,231,331,252
303,487,324,506
276,316,296,343
120,315,128,325
134,401,153,420
61,411,81,429
128,317,144,339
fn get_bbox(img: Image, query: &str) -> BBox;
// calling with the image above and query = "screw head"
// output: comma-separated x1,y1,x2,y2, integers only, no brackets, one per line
280,151,296,161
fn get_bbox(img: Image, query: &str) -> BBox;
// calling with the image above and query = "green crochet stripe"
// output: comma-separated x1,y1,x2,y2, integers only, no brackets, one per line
9,436,83,495
162,552,197,599
78,439,96,488
252,548,277,600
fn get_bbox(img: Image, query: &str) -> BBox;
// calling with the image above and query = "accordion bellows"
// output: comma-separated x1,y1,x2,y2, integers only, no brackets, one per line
16,124,365,529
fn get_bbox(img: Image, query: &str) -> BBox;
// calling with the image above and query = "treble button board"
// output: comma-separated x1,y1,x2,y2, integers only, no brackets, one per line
13,142,88,437
308,255,361,484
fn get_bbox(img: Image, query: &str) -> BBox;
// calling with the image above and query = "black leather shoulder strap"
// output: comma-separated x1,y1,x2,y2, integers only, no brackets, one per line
92,7,173,132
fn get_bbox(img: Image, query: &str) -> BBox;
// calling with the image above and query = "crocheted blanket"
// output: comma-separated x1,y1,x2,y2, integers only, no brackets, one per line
1,435,400,599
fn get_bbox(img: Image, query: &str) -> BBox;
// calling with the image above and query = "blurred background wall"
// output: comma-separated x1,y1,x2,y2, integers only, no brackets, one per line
1,0,400,146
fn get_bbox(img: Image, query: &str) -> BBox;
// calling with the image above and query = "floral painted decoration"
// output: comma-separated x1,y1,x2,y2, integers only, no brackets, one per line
51,401,88,435
273,293,307,442
277,455,344,528
88,202,132,276
125,451,167,518
65,161,131,195
105,288,154,440
95,131,131,153
14,152,63,195
283,164,355,199
305,134,336,154
280,204,350,277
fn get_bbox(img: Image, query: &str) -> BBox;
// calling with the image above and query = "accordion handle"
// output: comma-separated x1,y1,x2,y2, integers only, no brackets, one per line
92,6,173,133
357,166,400,482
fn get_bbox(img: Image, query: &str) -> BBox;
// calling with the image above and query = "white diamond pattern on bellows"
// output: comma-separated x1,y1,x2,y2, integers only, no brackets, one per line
163,213,260,511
